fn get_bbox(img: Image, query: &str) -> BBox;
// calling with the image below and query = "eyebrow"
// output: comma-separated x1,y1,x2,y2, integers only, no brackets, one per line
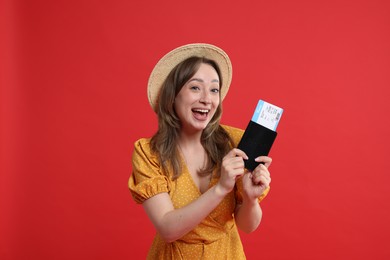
189,78,220,83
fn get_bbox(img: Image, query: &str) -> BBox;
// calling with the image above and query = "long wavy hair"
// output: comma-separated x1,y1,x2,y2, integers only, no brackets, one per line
150,56,234,180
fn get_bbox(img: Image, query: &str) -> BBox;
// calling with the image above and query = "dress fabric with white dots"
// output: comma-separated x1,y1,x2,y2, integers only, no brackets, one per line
129,125,269,260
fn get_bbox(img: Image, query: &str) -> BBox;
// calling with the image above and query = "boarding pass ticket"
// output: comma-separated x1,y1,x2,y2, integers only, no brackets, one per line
251,100,283,131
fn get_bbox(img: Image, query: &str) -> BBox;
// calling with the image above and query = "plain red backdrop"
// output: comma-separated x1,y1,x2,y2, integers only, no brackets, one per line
1,0,390,259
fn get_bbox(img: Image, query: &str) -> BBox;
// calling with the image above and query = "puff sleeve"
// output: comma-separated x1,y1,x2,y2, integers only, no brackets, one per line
128,138,170,204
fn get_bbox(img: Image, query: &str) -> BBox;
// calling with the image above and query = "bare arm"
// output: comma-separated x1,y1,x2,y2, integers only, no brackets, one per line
234,194,263,233
142,184,226,243
142,148,247,243
235,156,272,233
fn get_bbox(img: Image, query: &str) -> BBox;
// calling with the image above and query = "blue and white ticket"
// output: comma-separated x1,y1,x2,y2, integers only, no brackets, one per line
251,100,283,131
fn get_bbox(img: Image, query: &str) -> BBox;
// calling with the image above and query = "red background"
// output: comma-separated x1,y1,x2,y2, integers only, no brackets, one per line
1,0,390,259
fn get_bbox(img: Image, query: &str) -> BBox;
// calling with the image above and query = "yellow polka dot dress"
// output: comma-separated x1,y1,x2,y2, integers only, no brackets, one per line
129,125,269,259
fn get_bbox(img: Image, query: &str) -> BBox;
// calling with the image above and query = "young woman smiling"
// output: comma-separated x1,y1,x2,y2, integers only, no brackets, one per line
129,43,272,259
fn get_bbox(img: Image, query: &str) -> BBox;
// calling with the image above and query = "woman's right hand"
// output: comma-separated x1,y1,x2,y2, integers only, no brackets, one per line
217,148,248,195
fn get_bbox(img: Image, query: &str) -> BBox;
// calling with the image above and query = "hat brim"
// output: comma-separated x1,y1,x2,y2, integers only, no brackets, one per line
147,43,232,112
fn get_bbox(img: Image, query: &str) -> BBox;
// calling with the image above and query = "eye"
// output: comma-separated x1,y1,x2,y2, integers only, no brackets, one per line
211,88,220,93
190,86,200,91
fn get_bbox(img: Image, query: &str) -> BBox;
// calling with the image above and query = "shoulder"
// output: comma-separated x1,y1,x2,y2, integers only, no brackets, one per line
221,124,244,147
133,137,152,152
130,138,171,204
221,124,244,135
134,137,152,149
132,138,158,164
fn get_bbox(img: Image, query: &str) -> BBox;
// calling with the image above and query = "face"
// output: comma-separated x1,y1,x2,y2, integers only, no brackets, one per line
174,63,220,134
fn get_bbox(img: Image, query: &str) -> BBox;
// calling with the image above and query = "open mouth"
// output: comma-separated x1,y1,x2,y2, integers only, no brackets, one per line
192,108,210,120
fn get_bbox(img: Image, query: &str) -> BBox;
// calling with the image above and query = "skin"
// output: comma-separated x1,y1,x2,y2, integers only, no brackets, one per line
142,63,272,242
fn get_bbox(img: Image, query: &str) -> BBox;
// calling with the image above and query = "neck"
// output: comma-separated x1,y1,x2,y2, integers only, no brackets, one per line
177,129,203,149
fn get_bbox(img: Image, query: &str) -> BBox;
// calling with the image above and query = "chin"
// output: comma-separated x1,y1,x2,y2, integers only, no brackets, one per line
190,122,210,132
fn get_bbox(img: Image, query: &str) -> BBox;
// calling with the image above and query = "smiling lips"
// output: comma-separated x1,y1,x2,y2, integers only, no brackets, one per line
192,108,210,121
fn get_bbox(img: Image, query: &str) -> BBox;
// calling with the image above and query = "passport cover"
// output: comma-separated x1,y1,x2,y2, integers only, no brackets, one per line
237,120,278,171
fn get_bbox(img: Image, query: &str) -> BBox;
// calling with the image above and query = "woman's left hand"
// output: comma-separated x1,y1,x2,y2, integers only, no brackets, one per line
241,156,272,202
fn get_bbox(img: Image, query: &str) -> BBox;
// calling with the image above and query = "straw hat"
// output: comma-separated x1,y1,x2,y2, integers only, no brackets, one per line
147,43,232,112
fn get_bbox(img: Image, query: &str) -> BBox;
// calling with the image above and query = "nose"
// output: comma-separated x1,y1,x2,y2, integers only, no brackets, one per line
199,90,211,104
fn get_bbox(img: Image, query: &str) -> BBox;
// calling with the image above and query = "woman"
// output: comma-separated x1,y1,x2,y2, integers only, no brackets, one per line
129,43,272,259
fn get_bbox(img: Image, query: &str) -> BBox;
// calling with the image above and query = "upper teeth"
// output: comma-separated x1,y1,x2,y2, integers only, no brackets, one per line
194,109,209,113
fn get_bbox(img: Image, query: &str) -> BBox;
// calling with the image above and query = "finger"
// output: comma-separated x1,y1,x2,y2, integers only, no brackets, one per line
223,156,245,169
259,175,271,186
231,159,245,170
252,166,271,181
225,148,248,160
251,173,263,184
259,164,270,177
254,156,272,167
230,167,246,179
252,164,270,177
222,158,246,173
252,174,271,186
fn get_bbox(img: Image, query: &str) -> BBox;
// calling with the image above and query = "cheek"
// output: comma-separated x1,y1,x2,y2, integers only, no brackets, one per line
173,102,181,116
173,99,187,118
212,96,220,108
